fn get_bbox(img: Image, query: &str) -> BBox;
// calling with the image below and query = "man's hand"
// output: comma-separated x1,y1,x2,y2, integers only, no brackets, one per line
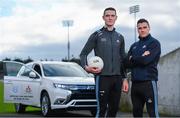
85,65,102,74
122,79,129,93
142,51,150,56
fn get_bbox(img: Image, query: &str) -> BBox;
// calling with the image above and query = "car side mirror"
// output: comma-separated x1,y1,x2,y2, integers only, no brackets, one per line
29,71,37,78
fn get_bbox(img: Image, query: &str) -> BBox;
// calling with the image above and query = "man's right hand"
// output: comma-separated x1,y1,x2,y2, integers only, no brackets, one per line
85,65,102,74
122,79,129,93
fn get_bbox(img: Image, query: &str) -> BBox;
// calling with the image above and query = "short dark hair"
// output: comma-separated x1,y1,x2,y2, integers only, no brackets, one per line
137,18,150,27
103,7,116,16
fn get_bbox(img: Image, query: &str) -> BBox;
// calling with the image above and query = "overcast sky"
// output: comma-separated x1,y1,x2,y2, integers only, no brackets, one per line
0,0,180,60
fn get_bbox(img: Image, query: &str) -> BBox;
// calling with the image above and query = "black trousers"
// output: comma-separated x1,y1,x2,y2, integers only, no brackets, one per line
95,75,122,117
131,81,159,117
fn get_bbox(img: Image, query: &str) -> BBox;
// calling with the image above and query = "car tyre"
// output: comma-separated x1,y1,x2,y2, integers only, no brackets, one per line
14,103,26,113
41,92,52,117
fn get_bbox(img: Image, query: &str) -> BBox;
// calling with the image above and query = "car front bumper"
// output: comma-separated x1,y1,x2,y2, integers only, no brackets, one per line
51,89,97,110
51,99,97,109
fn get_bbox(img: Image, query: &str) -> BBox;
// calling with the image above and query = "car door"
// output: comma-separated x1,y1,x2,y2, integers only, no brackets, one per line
3,61,24,103
17,64,41,106
3,61,41,106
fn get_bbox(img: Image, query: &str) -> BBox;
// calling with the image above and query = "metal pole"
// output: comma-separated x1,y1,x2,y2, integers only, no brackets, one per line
134,13,137,42
67,23,70,61
129,5,140,42
62,20,73,61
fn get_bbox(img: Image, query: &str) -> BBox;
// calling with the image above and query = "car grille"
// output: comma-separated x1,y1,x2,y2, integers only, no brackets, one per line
74,101,97,106
70,90,96,100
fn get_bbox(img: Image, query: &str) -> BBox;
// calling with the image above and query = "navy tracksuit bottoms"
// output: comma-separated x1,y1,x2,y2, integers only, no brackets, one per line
95,75,122,117
131,81,159,117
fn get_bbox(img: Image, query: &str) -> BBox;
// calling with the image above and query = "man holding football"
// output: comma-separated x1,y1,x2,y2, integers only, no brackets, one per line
80,7,128,117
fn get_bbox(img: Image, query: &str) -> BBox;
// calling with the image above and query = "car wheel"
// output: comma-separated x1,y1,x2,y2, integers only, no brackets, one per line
90,109,97,117
14,103,26,113
41,92,52,116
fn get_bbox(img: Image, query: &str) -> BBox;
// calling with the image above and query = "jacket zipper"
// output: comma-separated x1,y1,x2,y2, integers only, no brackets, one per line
110,33,113,73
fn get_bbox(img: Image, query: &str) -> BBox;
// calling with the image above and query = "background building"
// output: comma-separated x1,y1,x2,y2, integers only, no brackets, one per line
158,47,180,116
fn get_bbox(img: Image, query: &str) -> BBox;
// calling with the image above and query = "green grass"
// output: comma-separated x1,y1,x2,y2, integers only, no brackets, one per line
0,81,15,113
0,81,40,113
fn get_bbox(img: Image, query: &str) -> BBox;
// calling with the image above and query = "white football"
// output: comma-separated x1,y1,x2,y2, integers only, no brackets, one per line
88,56,104,69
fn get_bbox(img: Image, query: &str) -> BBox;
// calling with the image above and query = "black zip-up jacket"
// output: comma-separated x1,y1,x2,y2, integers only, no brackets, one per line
80,27,126,77
125,34,161,81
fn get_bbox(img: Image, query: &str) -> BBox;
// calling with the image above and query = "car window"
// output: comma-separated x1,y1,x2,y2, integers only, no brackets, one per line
43,64,88,77
18,64,40,79
20,66,32,77
33,64,42,76
3,61,23,76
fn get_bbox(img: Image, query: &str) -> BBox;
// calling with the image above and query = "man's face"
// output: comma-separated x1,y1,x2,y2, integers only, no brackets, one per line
137,22,150,38
103,10,117,27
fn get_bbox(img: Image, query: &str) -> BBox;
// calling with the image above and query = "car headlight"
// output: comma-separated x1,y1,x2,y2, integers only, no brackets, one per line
53,83,78,90
53,83,95,90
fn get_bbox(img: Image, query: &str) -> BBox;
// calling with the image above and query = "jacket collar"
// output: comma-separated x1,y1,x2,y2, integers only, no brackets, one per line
139,34,151,42
102,26,115,32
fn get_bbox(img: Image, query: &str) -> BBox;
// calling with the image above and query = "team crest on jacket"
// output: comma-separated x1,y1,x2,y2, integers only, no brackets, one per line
142,45,146,48
101,38,106,42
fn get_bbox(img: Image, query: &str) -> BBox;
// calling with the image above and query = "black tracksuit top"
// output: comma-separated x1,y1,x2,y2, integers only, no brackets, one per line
127,34,161,81
80,27,126,76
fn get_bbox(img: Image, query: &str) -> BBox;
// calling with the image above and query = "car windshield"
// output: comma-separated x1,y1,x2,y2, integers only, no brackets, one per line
42,63,88,77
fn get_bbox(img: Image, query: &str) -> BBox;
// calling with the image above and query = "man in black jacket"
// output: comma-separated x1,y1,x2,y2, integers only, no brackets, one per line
80,7,128,117
125,18,161,117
